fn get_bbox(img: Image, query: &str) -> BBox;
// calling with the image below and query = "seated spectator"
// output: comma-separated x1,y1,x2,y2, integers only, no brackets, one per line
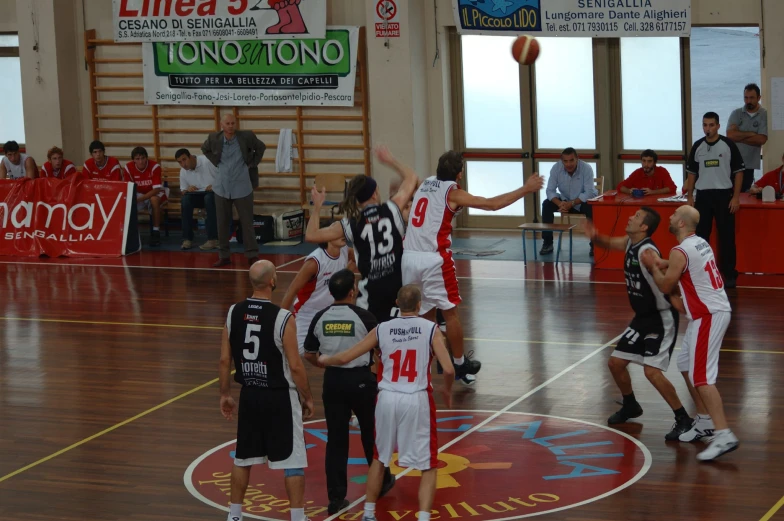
749,152,784,195
83,140,123,181
125,146,166,247
617,150,677,195
176,148,219,251
39,146,79,179
0,140,37,179
541,147,598,256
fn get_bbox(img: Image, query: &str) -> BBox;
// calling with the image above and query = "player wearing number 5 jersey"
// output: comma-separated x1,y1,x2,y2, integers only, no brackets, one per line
647,205,738,461
319,285,454,521
402,150,544,378
305,146,419,323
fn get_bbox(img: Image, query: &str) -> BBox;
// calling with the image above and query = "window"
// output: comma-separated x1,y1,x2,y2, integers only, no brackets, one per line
461,35,522,149
623,162,684,195
534,38,596,150
0,34,24,144
465,161,526,216
537,160,599,212
621,37,682,151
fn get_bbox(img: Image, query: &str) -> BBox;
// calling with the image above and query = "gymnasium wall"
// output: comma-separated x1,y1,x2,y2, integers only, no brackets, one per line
4,0,781,207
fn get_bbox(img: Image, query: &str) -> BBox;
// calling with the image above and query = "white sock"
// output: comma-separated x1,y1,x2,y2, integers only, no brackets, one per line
714,428,730,436
454,356,465,365
418,512,431,521
153,226,160,231
699,414,712,421
290,508,305,521
229,503,243,519
364,503,376,518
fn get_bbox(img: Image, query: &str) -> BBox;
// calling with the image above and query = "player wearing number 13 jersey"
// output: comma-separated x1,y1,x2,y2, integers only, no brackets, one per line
649,205,738,462
402,150,545,378
319,285,454,521
305,146,420,323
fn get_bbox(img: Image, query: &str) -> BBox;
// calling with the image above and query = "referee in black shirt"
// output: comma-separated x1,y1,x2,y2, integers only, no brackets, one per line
304,269,395,514
685,112,745,288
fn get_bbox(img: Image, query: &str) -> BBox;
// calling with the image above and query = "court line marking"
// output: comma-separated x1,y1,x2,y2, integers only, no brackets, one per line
0,375,223,484
760,495,784,521
324,333,625,521
2,316,783,355
184,408,652,521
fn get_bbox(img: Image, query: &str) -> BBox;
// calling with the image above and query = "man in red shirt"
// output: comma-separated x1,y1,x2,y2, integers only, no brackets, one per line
617,150,677,195
40,146,79,179
125,146,166,247
749,152,784,194
83,140,124,181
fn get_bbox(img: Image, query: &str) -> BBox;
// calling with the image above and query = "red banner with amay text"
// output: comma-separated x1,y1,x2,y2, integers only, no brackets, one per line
0,177,140,257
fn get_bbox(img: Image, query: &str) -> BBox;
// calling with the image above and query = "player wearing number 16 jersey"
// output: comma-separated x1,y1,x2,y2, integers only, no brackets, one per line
648,205,738,462
401,150,545,378
319,285,454,521
305,146,419,323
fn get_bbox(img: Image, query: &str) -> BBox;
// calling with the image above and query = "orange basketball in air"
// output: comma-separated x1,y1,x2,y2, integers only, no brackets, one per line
511,35,540,65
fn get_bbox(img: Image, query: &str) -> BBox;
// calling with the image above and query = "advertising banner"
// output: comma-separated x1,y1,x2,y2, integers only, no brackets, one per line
113,0,326,42
0,177,140,258
142,26,359,106
453,0,690,38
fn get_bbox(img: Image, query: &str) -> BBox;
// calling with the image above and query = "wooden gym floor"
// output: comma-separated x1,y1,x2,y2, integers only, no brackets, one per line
0,251,783,521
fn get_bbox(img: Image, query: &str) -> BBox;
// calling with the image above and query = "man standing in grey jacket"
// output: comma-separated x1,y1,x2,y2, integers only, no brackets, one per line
202,114,266,267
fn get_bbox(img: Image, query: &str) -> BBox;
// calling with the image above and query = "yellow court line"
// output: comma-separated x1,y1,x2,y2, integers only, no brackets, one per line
760,495,784,521
0,375,222,484
0,316,221,330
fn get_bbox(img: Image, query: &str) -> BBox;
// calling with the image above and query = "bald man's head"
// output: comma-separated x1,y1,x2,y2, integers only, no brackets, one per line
249,260,277,291
396,284,422,313
669,205,700,235
221,114,237,136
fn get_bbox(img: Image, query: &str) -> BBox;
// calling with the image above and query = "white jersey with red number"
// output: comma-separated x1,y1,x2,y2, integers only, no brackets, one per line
376,316,437,393
293,246,350,315
673,234,732,320
2,154,30,179
125,160,166,200
83,156,123,181
403,176,462,254
40,160,77,179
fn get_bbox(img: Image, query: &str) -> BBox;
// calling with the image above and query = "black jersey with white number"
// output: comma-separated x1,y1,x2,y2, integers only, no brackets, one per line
341,200,405,285
226,298,294,389
624,238,670,317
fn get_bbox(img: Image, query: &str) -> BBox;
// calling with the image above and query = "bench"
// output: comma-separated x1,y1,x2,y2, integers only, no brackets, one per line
518,223,576,264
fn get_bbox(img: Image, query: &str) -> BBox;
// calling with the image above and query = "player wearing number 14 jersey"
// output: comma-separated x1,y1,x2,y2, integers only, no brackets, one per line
319,285,454,521
402,150,544,378
648,205,738,461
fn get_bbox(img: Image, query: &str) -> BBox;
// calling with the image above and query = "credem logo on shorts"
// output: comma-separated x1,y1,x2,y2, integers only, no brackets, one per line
323,320,354,336
704,159,720,168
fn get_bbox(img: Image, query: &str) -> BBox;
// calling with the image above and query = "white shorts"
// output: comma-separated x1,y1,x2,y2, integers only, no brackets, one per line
676,311,730,387
374,389,438,471
402,251,461,314
295,310,316,356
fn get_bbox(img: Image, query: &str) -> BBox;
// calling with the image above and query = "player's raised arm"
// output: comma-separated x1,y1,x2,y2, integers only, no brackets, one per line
305,185,346,243
448,173,544,211
583,220,627,251
376,145,420,211
320,327,379,367
651,248,687,295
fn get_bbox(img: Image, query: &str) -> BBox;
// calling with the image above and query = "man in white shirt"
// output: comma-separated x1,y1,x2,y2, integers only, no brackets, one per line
0,140,37,179
176,148,219,251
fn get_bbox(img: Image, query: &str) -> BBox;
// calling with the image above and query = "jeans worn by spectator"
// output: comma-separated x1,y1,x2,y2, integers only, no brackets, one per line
181,191,218,242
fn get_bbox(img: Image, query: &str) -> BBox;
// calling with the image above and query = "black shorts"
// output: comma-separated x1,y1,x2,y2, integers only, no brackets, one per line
358,278,401,323
612,310,679,371
234,387,307,469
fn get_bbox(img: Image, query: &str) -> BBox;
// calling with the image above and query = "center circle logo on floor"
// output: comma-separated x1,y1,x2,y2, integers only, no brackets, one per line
184,410,651,520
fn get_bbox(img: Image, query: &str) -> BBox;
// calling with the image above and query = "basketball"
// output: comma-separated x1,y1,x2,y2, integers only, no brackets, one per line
511,35,539,65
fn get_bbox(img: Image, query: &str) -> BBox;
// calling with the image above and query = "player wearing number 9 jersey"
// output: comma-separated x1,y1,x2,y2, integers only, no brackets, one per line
648,205,738,462
305,146,420,323
401,150,545,378
319,285,454,521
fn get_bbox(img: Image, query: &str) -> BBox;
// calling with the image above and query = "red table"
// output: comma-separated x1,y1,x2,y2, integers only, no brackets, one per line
590,192,784,274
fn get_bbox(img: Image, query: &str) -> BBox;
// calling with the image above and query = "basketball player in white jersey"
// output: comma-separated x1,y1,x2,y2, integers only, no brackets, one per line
319,285,454,521
0,140,37,179
646,205,739,461
280,237,355,355
402,150,544,377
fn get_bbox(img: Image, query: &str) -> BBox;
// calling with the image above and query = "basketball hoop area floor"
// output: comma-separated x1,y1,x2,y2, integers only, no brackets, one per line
1,252,783,521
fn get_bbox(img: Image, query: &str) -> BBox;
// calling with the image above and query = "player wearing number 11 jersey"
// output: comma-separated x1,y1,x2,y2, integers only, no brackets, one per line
401,150,545,378
648,205,738,461
319,285,454,521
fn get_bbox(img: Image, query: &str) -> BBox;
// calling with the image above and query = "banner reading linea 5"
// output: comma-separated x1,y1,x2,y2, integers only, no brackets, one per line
113,0,326,42
453,0,691,38
142,27,359,106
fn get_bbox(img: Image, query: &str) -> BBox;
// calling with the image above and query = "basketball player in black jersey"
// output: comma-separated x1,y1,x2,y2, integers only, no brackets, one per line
305,146,418,323
584,208,693,440
219,260,314,521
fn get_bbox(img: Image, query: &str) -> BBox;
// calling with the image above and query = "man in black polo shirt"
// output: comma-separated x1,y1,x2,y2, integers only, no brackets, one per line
685,112,745,288
304,269,395,515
